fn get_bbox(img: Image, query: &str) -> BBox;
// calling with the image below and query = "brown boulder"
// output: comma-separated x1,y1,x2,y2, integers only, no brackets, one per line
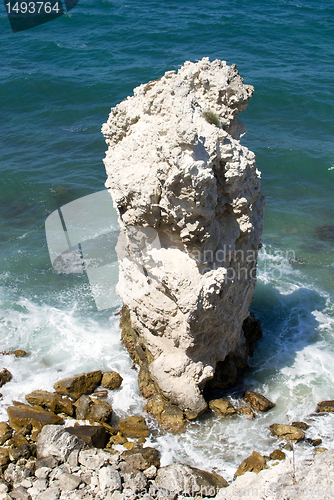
118,416,149,438
291,421,310,430
74,395,112,423
13,350,27,358
53,370,102,400
0,368,12,388
25,390,73,416
143,394,167,418
101,371,123,390
159,405,185,433
121,446,160,470
243,391,275,412
0,422,12,445
0,447,10,467
269,449,286,461
209,399,237,418
65,425,108,448
108,434,128,446
316,400,334,413
237,406,255,419
7,403,63,433
234,451,267,478
269,424,305,443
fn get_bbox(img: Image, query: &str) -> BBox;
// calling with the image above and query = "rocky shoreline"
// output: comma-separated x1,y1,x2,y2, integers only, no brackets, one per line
0,363,333,499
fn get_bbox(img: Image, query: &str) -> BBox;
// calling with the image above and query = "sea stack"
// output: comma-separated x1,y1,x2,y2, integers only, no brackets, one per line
102,58,265,419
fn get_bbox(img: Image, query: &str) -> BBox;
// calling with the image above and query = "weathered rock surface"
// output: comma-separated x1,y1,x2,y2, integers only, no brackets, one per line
118,416,149,439
101,371,123,390
234,451,267,478
243,391,275,412
121,447,160,470
155,463,228,497
7,404,63,433
36,425,86,461
269,449,286,461
269,424,305,443
53,370,102,400
65,425,108,449
0,422,12,445
25,390,74,416
316,400,334,412
102,57,265,417
209,399,237,417
0,368,12,388
74,395,113,423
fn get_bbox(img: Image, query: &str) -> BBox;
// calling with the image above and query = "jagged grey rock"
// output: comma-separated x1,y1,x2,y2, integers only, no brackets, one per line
98,467,122,494
37,426,85,462
102,57,265,416
78,449,118,470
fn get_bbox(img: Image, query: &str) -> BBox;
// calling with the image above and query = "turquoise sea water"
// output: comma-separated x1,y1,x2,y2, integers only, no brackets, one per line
1,0,334,481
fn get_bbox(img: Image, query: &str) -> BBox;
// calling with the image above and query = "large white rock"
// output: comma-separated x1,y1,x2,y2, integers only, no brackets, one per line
102,57,265,416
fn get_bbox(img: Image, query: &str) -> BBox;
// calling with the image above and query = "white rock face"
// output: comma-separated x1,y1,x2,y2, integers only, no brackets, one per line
102,58,265,416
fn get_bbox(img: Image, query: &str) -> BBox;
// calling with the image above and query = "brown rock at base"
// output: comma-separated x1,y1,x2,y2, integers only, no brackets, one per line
108,434,128,446
0,422,12,445
25,390,74,416
291,421,310,430
0,368,12,388
209,399,237,418
7,403,63,433
53,370,102,400
269,424,305,443
316,400,334,413
118,416,149,438
74,395,112,423
0,447,10,467
123,441,136,450
143,394,167,418
234,451,267,478
159,405,186,433
306,437,322,447
0,350,27,357
65,425,108,448
243,391,275,412
101,371,123,390
237,406,256,419
269,449,286,461
92,390,108,399
121,446,160,470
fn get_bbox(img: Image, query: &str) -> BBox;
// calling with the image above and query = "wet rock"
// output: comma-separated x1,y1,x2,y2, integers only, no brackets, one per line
0,422,12,445
7,404,63,433
118,416,149,438
25,391,74,417
316,400,334,412
234,451,267,478
243,391,275,412
36,425,86,462
98,467,122,494
269,424,305,443
159,405,185,432
143,394,167,419
269,449,286,461
0,447,10,467
101,372,123,390
121,447,160,470
108,434,128,446
155,463,228,497
291,421,310,430
91,390,108,399
209,399,237,418
0,368,12,388
306,437,322,447
237,406,255,419
315,224,334,240
314,447,328,456
53,371,102,400
74,395,112,423
65,426,108,449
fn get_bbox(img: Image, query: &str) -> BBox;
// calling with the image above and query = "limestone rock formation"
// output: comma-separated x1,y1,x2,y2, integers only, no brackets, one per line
102,57,265,418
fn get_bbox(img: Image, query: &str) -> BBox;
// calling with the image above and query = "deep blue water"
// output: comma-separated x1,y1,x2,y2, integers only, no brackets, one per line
1,0,334,480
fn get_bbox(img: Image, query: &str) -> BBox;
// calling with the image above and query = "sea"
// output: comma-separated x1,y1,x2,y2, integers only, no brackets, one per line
1,0,334,482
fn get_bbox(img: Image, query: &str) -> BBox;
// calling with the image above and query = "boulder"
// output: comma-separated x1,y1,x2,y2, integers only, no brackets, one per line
118,461,147,491
36,425,86,462
0,422,12,445
25,390,73,416
143,394,167,419
121,447,160,470
99,467,122,494
102,58,265,417
101,372,123,390
159,405,185,432
78,448,118,470
269,424,305,443
7,404,63,433
243,391,275,412
53,370,102,400
155,463,228,497
269,449,286,461
291,421,310,430
316,400,334,412
234,451,267,478
0,447,10,467
0,368,12,388
74,395,112,423
65,425,108,448
58,472,81,491
237,406,255,419
209,399,237,418
118,416,148,438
